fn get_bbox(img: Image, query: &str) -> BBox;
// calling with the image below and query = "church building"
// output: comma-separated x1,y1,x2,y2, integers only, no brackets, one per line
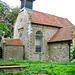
1,0,75,62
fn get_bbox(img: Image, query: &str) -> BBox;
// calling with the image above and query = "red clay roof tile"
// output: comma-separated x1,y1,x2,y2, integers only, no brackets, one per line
48,26,75,42
28,10,73,27
4,38,24,46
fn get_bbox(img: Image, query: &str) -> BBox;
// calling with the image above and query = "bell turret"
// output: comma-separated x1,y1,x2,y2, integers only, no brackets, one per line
20,0,35,13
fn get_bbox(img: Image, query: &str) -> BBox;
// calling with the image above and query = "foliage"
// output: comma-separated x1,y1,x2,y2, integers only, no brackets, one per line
0,0,20,38
0,60,75,75
5,7,20,25
4,7,20,38
71,46,75,61
0,0,10,20
0,23,8,33
0,0,10,39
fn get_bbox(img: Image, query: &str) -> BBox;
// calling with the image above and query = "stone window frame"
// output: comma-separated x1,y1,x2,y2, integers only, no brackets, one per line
19,31,22,39
18,28,24,39
34,30,45,54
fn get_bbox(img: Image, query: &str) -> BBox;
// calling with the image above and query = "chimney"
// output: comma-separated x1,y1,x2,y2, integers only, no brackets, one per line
20,0,35,13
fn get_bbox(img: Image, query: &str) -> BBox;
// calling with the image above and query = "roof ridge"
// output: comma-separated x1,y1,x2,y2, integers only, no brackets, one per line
33,10,67,20
62,25,75,29
28,10,73,27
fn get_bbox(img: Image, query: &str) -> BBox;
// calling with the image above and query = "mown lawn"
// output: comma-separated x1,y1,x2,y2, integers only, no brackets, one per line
0,59,75,75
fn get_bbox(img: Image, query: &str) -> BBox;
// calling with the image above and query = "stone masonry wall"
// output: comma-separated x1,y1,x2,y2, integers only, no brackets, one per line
48,42,69,62
14,10,31,60
14,10,59,60
72,37,75,47
29,24,59,60
3,45,23,60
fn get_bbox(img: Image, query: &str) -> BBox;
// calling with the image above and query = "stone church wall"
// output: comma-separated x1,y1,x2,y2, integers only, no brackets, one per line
14,11,59,60
72,37,75,46
3,45,23,60
48,42,69,62
14,11,31,60
29,24,59,60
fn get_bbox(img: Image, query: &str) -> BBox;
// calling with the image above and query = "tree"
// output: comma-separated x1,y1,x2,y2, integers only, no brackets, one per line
0,23,8,33
0,0,10,22
5,7,20,38
0,0,20,38
5,7,20,25
0,0,10,39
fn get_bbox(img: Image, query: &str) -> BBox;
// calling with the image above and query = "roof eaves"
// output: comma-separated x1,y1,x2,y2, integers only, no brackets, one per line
48,39,72,43
31,22,62,28
4,44,24,46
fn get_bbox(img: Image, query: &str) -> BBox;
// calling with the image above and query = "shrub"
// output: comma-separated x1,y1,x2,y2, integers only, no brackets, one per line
71,46,75,61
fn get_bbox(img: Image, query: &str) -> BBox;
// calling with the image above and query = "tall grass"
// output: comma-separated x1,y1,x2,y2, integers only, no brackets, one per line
0,59,75,75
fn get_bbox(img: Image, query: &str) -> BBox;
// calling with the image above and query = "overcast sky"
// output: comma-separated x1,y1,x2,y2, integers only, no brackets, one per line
2,0,75,25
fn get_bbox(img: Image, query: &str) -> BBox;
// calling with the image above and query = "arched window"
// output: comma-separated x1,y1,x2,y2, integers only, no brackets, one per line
35,31,43,52
19,31,22,39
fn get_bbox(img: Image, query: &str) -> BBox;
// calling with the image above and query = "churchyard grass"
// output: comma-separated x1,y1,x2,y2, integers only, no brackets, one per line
0,59,75,75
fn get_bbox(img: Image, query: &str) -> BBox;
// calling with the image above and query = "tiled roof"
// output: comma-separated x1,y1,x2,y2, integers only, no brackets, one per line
48,26,75,42
4,38,24,46
28,10,73,27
